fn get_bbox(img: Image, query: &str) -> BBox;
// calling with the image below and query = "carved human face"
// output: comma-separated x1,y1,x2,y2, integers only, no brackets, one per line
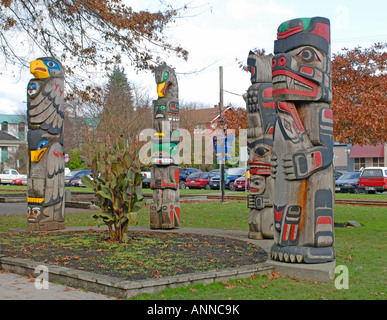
272,46,331,102
272,17,331,103
27,205,43,222
154,104,167,120
248,143,272,176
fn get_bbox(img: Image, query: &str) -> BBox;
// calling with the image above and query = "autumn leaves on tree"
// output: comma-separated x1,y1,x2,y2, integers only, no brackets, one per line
0,0,188,102
332,43,386,146
0,1,385,145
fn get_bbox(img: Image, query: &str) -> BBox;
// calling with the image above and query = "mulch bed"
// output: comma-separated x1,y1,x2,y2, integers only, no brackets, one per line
0,230,267,281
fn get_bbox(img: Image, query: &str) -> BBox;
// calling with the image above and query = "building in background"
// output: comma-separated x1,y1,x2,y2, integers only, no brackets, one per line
0,114,27,170
333,143,386,174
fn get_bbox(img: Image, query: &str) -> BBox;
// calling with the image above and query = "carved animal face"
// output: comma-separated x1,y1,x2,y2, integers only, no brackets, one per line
30,57,64,79
27,205,43,222
272,17,331,102
154,103,167,120
154,65,178,99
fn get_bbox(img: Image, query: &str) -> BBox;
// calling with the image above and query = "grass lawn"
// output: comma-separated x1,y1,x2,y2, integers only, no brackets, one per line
2,184,387,199
0,195,385,300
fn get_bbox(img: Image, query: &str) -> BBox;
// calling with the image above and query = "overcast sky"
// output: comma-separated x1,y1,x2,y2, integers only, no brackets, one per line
0,0,386,115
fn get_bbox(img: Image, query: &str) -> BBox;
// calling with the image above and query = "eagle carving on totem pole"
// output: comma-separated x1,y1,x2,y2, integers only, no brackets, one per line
26,57,66,231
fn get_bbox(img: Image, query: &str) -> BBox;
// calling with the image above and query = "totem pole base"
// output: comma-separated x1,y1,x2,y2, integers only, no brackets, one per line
248,231,263,240
270,244,335,264
27,221,66,232
268,259,336,282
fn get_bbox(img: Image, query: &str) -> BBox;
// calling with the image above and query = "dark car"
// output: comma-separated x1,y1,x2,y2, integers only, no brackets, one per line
335,172,361,193
65,170,92,187
70,174,93,187
335,170,343,180
185,172,214,190
178,167,202,189
210,169,220,175
141,171,151,189
209,167,246,191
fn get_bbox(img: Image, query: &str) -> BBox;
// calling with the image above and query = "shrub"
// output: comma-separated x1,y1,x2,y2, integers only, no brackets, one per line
83,134,144,243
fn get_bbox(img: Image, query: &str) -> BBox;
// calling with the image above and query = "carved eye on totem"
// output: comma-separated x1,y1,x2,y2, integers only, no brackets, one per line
296,47,321,63
162,71,169,82
37,140,48,150
256,146,270,157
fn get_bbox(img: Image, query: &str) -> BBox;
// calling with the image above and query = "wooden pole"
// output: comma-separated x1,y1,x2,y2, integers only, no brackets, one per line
219,66,225,203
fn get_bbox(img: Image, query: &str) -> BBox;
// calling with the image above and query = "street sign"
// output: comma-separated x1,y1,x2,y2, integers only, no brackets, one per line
213,133,234,161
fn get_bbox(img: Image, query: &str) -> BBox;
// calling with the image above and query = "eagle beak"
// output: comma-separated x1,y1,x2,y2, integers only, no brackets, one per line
30,148,47,162
157,82,166,98
30,60,50,79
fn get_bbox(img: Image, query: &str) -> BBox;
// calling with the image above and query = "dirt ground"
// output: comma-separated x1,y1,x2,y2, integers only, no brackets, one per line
0,230,268,281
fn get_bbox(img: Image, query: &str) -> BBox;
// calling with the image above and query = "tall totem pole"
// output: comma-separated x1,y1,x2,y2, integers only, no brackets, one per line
26,57,66,231
270,17,334,263
150,65,181,229
246,52,276,240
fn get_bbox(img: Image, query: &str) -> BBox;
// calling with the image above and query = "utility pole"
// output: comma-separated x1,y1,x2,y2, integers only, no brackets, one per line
219,66,223,117
219,66,225,203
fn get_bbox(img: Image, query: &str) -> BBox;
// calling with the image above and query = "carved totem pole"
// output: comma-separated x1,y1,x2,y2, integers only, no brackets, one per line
270,17,334,263
150,65,181,229
246,52,276,240
26,57,66,231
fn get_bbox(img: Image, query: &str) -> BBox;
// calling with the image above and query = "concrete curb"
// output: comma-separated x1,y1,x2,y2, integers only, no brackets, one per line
0,226,336,299
0,255,273,299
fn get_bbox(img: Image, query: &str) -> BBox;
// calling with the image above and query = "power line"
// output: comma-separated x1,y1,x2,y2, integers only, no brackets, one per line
224,89,244,97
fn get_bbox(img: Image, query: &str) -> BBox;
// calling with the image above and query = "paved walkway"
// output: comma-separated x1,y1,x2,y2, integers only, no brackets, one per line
0,271,117,300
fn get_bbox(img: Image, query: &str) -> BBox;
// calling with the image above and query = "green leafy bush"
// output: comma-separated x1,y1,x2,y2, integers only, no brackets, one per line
83,134,144,243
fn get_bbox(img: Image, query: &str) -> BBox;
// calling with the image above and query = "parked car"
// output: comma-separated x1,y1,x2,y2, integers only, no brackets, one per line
0,169,26,185
335,170,343,180
71,174,93,187
335,172,361,193
233,174,250,191
209,167,246,191
359,167,387,194
185,172,214,190
65,170,92,187
141,171,151,188
12,175,28,186
209,175,220,190
178,167,202,189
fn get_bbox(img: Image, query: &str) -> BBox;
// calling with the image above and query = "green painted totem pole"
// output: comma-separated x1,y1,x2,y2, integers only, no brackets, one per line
150,65,181,229
26,57,66,231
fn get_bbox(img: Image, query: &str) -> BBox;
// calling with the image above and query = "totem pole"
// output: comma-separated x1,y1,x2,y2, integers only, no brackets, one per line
246,51,276,239
270,17,334,263
150,65,181,229
26,57,66,231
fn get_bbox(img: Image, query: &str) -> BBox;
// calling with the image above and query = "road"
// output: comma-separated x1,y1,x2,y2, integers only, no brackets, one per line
0,202,99,216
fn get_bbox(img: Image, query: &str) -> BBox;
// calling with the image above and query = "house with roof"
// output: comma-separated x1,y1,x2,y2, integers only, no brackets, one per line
333,142,386,173
181,105,235,131
0,114,27,169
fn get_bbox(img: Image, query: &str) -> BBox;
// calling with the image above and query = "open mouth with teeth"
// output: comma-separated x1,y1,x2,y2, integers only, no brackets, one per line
155,112,165,119
248,161,271,175
272,70,318,98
